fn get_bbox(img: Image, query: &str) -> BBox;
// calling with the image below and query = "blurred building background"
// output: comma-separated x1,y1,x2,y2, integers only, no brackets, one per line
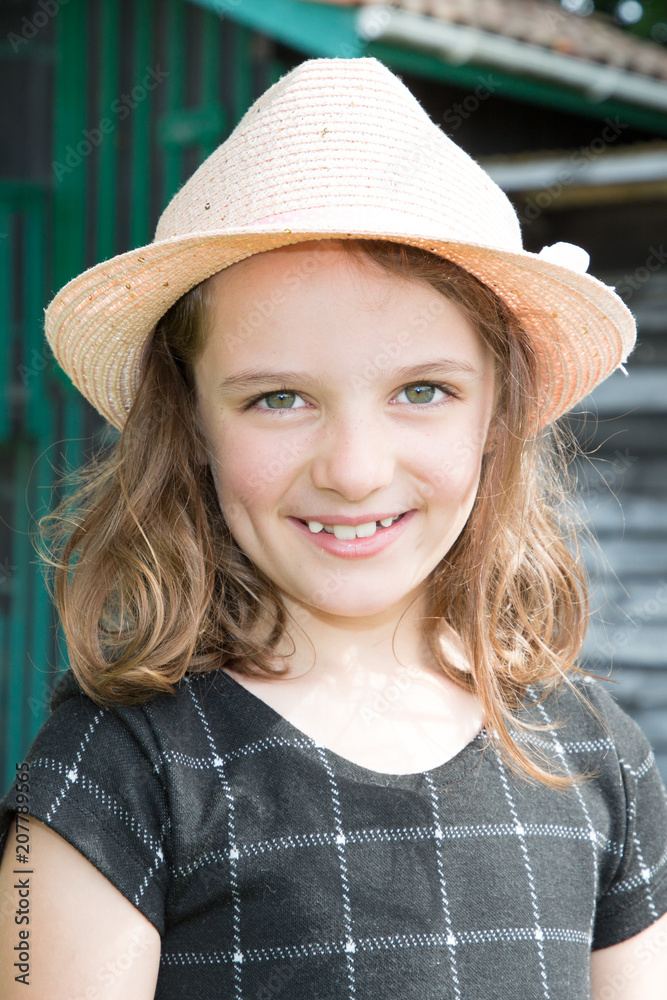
0,0,665,790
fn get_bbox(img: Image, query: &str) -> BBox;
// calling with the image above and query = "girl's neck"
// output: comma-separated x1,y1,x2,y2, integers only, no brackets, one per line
222,599,482,774
226,589,475,705
250,589,448,684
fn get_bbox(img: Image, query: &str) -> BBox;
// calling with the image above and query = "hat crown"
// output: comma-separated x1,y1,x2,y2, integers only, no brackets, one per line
44,56,635,434
155,56,522,249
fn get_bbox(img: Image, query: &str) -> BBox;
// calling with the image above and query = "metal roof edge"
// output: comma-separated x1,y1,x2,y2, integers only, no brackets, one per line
364,40,667,135
188,0,364,58
359,6,667,112
480,144,667,192
186,0,667,134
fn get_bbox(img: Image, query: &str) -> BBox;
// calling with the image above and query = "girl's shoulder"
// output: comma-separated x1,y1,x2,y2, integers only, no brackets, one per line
10,666,660,791
33,665,267,785
15,666,661,795
0,667,257,935
519,673,656,771
510,672,664,801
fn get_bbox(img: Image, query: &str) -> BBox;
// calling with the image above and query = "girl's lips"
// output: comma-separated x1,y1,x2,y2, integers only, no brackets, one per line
287,510,417,558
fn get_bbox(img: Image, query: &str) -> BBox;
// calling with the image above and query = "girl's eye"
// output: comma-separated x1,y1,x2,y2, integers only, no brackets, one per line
246,381,457,412
251,390,308,411
395,383,455,407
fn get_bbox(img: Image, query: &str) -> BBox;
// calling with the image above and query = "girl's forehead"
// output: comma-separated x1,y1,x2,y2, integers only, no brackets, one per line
201,263,493,387
209,240,453,321
213,239,381,287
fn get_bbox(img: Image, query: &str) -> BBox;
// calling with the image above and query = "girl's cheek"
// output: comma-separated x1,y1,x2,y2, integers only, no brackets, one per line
415,428,487,500
209,432,292,520
417,468,477,506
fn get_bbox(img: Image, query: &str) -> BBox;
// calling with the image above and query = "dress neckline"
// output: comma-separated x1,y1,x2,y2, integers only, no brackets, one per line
217,670,489,788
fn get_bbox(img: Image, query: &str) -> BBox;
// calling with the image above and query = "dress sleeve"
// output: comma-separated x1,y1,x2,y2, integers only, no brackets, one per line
588,680,667,950
0,670,170,936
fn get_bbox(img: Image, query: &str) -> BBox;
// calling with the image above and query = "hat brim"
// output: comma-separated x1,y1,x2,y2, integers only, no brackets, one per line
44,227,635,432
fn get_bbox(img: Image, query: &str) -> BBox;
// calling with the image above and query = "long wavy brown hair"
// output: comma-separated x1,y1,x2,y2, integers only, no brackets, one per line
37,239,598,788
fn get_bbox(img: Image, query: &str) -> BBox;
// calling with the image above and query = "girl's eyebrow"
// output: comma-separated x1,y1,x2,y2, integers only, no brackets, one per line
216,359,480,394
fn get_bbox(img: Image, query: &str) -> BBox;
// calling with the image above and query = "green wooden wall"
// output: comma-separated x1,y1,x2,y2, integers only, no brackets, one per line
0,0,288,791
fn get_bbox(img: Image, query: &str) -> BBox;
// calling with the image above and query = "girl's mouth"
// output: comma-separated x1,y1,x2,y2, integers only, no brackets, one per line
300,511,406,540
288,511,415,558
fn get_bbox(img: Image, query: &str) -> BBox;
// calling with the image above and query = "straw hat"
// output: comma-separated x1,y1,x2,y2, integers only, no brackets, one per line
44,56,635,431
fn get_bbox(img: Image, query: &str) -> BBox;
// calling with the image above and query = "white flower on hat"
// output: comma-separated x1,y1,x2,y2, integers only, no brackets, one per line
538,242,590,274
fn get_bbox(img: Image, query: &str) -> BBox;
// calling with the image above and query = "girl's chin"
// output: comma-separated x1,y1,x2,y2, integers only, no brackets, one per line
284,584,425,620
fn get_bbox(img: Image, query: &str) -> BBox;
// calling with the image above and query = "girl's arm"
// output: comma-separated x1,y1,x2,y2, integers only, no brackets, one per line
0,815,161,999
590,910,667,999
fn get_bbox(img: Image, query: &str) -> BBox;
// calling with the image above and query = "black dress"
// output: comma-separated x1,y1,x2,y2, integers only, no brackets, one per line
1,667,666,999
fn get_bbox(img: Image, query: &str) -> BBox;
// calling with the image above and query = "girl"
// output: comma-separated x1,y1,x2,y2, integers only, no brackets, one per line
1,56,666,1000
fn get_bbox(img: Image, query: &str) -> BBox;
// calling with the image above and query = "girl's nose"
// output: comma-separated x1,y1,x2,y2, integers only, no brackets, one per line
308,413,395,500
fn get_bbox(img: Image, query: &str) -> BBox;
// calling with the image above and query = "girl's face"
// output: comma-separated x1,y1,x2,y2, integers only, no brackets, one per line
194,241,496,622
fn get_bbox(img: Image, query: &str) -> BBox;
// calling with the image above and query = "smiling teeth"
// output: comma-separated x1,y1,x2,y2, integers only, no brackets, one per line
306,515,402,540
